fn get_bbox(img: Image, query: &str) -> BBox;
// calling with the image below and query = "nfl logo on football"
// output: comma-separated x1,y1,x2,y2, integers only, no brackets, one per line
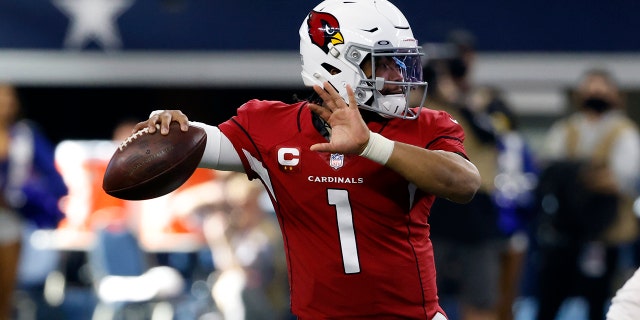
329,153,344,170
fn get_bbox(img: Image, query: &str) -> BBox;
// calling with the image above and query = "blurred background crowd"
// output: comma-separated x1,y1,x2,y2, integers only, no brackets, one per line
1,1,640,320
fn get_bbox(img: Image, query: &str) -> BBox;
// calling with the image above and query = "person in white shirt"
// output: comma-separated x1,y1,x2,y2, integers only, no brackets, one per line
606,267,640,320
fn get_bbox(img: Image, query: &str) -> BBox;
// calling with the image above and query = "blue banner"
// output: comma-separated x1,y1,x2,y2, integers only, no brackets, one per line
1,0,638,52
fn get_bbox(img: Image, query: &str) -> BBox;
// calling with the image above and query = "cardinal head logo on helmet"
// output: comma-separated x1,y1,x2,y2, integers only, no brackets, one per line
307,11,344,54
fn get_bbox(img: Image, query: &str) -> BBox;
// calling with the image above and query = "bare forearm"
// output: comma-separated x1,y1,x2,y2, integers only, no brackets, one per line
385,142,481,203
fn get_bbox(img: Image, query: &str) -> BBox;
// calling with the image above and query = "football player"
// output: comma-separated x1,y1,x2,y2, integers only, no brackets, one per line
136,0,481,319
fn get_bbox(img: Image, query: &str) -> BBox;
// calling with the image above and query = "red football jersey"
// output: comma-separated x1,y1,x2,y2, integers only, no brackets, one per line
218,99,467,320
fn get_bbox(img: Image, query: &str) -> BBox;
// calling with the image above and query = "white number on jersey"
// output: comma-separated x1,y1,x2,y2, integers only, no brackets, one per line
327,189,360,274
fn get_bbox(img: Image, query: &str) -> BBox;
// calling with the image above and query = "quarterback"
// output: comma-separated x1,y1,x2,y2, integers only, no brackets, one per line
136,0,480,319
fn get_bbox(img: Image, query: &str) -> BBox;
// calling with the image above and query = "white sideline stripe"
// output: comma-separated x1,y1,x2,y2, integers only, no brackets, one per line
2,50,640,115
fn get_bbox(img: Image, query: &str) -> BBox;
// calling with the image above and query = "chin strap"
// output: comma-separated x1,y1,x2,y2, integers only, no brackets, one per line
370,92,407,118
378,94,406,115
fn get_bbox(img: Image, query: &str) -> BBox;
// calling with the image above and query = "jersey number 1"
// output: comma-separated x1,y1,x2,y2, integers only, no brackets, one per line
328,189,360,274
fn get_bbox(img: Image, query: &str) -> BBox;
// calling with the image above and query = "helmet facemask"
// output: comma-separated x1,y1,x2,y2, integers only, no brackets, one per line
345,43,428,119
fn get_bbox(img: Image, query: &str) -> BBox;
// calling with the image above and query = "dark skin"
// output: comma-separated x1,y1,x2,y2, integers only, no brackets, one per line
135,58,480,204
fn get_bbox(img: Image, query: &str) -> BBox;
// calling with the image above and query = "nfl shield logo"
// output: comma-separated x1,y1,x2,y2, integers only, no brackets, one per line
329,153,344,169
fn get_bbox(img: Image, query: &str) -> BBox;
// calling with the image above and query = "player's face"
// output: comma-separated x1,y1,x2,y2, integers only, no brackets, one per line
578,74,620,107
0,84,19,123
361,57,404,94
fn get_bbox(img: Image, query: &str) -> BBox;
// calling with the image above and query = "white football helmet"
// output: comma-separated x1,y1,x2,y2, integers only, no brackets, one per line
299,0,428,119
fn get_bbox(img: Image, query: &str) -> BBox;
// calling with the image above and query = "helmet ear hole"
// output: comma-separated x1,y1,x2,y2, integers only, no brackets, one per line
321,63,342,75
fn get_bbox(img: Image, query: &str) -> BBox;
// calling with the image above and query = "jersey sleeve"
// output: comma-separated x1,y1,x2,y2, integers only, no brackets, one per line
425,109,468,158
217,100,265,180
218,99,303,181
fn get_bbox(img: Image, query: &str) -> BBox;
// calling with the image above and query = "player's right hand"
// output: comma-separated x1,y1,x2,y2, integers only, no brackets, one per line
308,82,370,155
133,110,190,135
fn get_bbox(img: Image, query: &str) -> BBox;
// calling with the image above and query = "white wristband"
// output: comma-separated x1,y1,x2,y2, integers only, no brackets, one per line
359,132,394,165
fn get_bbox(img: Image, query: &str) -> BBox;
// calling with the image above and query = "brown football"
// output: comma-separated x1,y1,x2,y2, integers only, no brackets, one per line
102,122,207,200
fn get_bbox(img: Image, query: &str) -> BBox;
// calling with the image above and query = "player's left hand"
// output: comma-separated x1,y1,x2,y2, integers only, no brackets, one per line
308,82,370,154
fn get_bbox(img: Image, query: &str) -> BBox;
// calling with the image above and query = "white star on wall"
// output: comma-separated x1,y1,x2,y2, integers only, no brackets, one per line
53,0,134,50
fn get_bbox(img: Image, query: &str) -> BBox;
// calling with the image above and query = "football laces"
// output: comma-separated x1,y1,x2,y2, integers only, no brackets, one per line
118,124,159,151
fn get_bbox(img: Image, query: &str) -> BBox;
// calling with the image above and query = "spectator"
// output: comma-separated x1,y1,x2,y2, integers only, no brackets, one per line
606,265,640,320
422,30,506,320
0,83,68,320
198,173,290,320
535,68,640,320
484,87,539,320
